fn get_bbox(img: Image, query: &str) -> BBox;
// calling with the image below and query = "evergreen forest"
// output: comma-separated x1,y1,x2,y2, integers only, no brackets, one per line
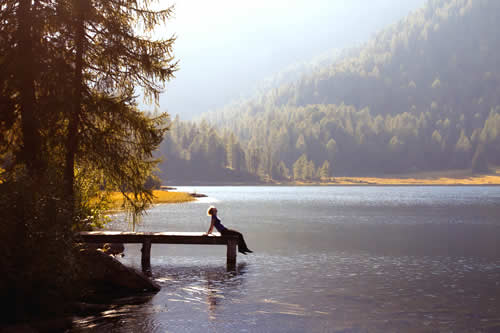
158,0,500,184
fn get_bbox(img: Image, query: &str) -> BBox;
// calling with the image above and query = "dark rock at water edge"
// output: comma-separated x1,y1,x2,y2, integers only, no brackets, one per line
0,249,159,331
78,249,160,295
189,192,207,198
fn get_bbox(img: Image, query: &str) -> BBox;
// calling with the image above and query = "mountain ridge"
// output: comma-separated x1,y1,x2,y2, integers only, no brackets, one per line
158,0,500,184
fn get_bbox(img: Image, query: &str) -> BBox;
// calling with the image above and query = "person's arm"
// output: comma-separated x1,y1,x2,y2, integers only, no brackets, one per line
205,218,214,235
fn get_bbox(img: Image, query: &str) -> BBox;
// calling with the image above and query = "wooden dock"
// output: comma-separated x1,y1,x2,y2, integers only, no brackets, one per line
77,231,240,274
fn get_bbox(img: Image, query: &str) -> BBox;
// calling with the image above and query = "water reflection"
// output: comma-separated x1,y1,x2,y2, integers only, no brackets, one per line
71,263,248,332
71,295,155,332
205,263,247,320
145,262,248,331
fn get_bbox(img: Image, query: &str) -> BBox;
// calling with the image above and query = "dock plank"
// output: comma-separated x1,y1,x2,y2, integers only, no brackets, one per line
77,231,240,273
77,231,237,245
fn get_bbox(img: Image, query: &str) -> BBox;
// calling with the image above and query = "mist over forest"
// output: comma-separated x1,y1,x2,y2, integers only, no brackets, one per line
159,0,427,120
158,0,500,184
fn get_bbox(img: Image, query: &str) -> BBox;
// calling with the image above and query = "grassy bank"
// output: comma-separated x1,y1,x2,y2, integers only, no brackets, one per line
106,190,195,210
289,167,500,186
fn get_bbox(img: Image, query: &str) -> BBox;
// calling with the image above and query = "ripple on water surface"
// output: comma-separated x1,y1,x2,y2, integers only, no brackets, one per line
71,252,500,332
74,186,500,332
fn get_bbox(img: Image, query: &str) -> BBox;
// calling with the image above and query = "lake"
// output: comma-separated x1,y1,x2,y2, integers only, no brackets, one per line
71,186,500,332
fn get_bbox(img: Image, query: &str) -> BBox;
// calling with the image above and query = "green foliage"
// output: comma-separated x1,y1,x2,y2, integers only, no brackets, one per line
0,0,175,223
73,167,112,230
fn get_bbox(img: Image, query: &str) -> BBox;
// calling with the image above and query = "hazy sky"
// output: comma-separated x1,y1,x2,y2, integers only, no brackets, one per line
151,0,428,119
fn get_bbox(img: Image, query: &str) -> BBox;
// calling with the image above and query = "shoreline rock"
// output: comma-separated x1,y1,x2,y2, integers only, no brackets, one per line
189,192,207,198
0,247,158,332
78,249,160,294
159,185,177,191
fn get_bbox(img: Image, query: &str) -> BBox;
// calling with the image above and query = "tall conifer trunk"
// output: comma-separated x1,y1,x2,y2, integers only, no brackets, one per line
65,0,85,207
17,0,42,177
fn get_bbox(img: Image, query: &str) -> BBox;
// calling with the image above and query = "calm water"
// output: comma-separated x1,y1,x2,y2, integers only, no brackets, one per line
72,186,500,332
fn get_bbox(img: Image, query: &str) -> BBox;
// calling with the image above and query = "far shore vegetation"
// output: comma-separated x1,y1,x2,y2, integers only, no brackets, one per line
106,190,195,210
284,167,500,186
167,167,500,186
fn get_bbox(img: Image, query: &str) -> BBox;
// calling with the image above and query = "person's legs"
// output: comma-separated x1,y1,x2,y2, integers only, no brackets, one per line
222,229,252,253
236,232,251,253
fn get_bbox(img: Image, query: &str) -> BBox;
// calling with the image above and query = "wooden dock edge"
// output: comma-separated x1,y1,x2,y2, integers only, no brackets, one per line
77,231,240,274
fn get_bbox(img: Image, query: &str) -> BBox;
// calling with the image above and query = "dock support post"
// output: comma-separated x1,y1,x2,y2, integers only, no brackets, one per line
226,238,237,271
141,239,152,276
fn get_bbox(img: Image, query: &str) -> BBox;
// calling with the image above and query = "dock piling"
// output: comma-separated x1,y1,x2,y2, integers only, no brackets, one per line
226,238,237,270
141,239,152,276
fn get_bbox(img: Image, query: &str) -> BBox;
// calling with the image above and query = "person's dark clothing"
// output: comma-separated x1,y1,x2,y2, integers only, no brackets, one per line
221,229,251,253
212,216,251,253
212,216,227,232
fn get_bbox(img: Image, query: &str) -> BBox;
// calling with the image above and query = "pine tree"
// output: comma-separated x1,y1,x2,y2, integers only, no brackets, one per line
319,160,331,180
293,154,308,180
63,0,177,219
0,0,177,223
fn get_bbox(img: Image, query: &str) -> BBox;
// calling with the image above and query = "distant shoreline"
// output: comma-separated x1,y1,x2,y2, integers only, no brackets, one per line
168,183,500,187
165,168,500,186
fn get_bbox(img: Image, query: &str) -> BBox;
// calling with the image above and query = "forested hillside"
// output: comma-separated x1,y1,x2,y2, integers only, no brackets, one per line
158,0,500,183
